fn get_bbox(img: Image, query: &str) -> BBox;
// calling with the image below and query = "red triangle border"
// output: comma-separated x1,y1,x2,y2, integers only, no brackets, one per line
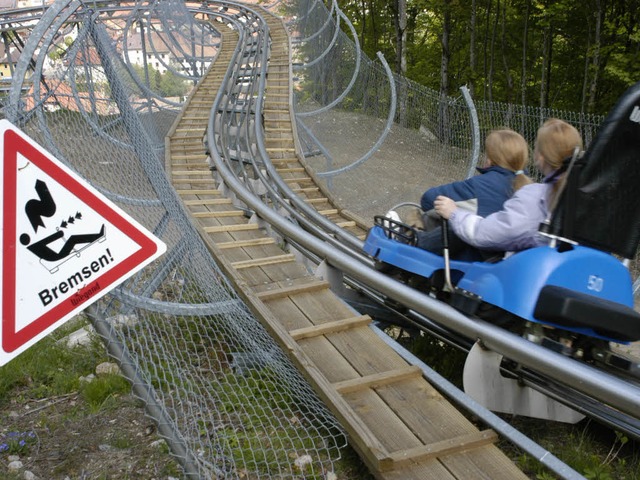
2,128,159,353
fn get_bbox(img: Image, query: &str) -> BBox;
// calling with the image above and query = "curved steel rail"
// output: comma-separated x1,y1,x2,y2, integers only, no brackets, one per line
4,1,638,477
295,3,361,118
204,19,640,435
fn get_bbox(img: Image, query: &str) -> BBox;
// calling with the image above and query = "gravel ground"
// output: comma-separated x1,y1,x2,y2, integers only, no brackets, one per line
298,109,470,223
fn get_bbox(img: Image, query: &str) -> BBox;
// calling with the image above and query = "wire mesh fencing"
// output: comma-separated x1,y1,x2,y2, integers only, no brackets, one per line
290,0,477,214
6,1,348,478
288,0,608,214
3,0,639,478
286,0,640,279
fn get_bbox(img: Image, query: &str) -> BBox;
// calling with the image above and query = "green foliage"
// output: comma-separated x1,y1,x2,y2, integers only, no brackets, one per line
129,63,189,98
80,374,131,411
515,422,640,480
202,367,339,477
390,328,466,387
0,430,37,456
0,319,104,406
110,433,134,449
339,0,640,114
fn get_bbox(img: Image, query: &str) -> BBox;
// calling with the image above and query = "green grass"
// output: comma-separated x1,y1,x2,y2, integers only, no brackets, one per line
0,317,105,405
80,373,132,412
0,314,182,478
512,421,640,479
202,367,352,478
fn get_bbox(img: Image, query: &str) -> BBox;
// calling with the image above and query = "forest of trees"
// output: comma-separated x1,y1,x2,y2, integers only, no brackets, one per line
337,0,640,115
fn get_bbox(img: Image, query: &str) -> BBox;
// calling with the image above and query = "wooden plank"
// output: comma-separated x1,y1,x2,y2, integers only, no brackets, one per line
174,128,205,133
264,101,289,107
266,145,295,150
384,430,498,471
171,163,210,169
169,133,204,139
172,179,215,185
183,198,232,206
231,253,296,269
284,177,313,183
289,315,372,341
332,366,423,395
266,128,293,134
336,220,356,228
172,154,208,160
204,223,260,233
270,157,298,164
217,237,276,249
256,280,331,301
177,189,222,196
172,171,211,176
171,144,206,150
305,197,331,204
192,210,245,218
291,187,320,193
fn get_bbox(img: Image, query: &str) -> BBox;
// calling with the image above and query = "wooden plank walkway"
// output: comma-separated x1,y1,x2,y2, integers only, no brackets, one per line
166,9,528,480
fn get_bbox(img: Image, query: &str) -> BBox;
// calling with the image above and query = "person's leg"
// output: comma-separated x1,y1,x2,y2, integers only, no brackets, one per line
422,210,442,232
415,228,445,254
416,227,485,261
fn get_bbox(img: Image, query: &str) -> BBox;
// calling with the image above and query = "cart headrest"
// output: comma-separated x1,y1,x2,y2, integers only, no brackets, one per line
548,81,640,259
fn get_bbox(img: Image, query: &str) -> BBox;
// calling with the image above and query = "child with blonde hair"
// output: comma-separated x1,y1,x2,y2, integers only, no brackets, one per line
434,118,583,252
415,128,532,259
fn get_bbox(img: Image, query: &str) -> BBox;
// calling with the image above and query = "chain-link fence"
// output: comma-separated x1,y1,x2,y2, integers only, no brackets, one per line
287,0,640,281
289,0,607,211
6,1,349,478
4,0,638,477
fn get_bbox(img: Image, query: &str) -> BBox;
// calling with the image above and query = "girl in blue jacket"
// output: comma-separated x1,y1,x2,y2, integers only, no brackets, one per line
434,119,583,253
415,128,532,259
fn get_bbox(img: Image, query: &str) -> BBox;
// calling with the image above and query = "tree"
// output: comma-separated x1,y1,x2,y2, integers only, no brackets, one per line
440,0,451,97
469,0,477,96
500,1,514,103
159,70,188,98
393,0,407,75
520,0,530,109
438,0,452,142
338,0,640,115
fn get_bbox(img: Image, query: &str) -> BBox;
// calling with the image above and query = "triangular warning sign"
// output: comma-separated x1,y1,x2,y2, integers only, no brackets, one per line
1,120,166,366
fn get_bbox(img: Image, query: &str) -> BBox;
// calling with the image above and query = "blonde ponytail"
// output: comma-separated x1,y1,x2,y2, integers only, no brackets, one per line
534,119,583,206
485,129,532,192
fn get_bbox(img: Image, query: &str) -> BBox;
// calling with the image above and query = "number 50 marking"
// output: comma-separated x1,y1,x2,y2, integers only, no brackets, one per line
587,275,604,292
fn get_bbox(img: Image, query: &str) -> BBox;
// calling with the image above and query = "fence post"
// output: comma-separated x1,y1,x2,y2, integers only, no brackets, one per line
460,85,480,179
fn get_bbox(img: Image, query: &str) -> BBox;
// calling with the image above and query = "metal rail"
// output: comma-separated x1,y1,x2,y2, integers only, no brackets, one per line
206,6,640,434
4,1,637,477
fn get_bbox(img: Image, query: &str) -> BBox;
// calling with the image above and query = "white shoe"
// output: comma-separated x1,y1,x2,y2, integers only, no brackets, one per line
385,210,401,223
383,210,402,239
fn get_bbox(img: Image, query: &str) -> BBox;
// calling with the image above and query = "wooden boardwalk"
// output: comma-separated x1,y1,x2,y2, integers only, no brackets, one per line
166,9,528,480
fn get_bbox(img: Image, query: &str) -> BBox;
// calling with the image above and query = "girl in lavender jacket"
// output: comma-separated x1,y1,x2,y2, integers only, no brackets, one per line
434,119,583,253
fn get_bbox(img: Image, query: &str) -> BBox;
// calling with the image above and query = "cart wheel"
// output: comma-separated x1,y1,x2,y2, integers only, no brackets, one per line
374,259,394,273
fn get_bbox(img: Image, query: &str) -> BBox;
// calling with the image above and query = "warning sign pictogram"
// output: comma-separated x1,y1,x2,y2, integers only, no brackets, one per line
0,120,166,366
